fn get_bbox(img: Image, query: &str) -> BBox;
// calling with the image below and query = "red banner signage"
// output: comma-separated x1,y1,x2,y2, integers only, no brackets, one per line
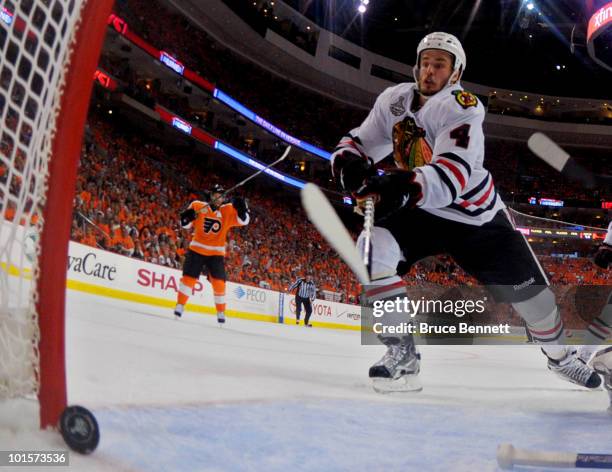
588,2,612,42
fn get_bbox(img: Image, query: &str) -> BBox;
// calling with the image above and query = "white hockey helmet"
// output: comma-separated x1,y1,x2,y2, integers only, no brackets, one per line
414,32,466,86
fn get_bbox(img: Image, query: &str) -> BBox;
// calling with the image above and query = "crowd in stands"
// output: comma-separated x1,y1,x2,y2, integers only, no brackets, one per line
71,113,360,301
97,49,332,189
64,111,608,311
97,49,611,211
0,0,609,337
484,138,611,211
113,0,366,151
0,104,607,326
103,1,610,208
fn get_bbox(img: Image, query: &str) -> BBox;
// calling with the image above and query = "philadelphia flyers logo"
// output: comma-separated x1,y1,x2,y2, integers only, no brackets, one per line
203,217,221,233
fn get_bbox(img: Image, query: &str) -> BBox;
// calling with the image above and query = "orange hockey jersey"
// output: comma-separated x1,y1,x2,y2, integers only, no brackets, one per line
184,201,249,256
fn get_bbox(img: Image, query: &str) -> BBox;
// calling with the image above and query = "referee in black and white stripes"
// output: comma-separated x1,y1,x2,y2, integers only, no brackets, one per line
288,274,317,327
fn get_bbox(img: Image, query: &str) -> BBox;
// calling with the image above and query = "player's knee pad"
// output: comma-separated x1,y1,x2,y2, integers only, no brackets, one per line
512,287,557,326
179,275,197,293
209,276,226,296
357,226,404,281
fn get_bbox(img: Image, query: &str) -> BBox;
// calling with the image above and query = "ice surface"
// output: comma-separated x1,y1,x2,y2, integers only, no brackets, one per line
1,291,611,471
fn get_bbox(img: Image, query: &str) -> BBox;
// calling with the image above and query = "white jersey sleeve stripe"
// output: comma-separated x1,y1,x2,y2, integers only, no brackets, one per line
438,152,472,176
436,159,468,190
469,179,496,206
460,174,490,200
449,192,499,216
457,176,495,209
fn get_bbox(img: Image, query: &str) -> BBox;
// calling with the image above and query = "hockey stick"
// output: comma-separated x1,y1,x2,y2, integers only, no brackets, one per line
222,145,292,198
301,183,371,285
527,133,611,189
497,443,612,469
195,145,291,214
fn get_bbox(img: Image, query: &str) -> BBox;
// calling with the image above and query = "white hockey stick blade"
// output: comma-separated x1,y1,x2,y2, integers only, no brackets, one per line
301,183,370,285
527,132,570,172
527,133,610,189
497,443,612,470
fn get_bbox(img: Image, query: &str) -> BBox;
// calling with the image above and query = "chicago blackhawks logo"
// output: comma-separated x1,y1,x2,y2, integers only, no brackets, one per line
452,90,478,109
203,217,221,233
392,117,432,170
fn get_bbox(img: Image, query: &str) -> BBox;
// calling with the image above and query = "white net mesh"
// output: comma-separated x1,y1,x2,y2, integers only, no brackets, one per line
508,208,607,233
0,0,87,400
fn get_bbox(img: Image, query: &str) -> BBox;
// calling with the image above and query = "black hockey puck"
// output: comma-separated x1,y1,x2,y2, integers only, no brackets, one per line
59,405,100,454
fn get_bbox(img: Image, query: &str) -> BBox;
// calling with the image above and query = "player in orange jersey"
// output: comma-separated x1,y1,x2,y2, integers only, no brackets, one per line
174,184,250,324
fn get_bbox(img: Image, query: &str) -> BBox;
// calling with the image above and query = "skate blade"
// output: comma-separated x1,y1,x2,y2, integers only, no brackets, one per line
372,375,422,393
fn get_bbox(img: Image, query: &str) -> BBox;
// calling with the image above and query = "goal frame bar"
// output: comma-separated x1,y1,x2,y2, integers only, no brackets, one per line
37,0,114,429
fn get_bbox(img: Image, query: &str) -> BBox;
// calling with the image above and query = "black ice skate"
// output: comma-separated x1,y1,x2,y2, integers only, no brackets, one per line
591,347,612,414
369,336,422,393
546,348,601,389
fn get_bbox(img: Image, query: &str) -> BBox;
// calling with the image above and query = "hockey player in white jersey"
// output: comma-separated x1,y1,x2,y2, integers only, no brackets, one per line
331,32,601,392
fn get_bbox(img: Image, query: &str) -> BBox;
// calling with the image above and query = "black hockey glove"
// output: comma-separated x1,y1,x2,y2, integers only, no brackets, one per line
594,243,612,269
231,196,249,220
354,169,423,218
332,150,375,193
179,208,196,227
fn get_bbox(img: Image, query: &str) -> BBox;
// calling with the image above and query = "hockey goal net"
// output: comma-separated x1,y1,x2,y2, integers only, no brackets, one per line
0,0,112,428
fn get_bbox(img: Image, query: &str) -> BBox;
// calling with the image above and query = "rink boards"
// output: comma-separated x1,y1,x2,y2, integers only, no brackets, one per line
64,241,363,330
2,220,602,342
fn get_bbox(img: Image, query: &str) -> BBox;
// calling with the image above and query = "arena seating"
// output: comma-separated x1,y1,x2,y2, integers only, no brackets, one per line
68,114,609,307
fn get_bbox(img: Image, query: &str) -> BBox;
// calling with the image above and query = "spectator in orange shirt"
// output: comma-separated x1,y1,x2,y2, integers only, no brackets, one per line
110,225,135,256
81,227,98,248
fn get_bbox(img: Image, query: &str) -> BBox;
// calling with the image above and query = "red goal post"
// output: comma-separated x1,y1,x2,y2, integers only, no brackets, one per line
0,0,114,429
